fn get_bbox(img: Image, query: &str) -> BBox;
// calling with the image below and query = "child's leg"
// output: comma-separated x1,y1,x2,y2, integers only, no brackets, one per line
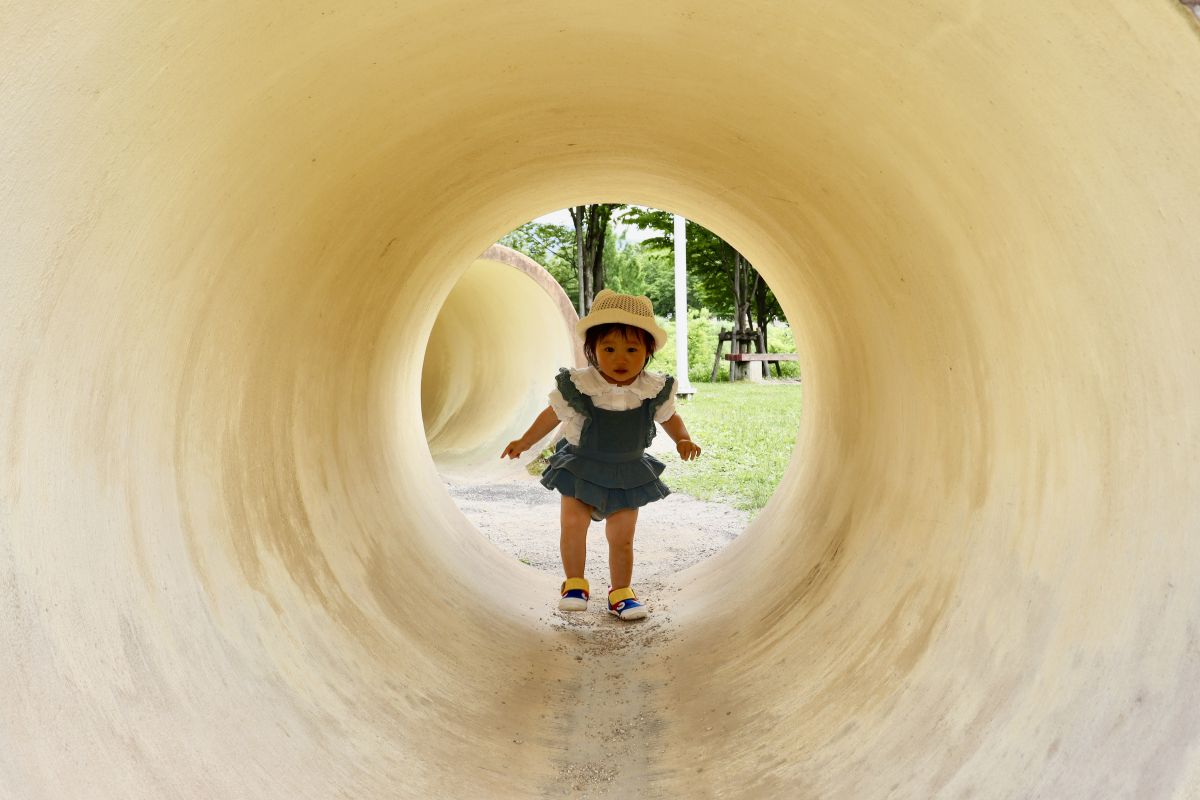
560,495,592,579
604,507,638,589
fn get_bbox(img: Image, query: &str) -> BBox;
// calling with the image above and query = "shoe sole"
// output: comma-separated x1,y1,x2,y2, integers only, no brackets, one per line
609,607,648,621
558,598,588,611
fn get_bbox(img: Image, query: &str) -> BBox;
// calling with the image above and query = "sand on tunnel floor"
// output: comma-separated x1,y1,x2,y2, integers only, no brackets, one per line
3,2,1200,798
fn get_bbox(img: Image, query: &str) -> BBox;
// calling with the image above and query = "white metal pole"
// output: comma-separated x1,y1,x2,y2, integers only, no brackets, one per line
673,214,695,396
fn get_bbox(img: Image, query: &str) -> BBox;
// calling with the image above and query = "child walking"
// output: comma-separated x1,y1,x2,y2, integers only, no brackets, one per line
502,290,702,621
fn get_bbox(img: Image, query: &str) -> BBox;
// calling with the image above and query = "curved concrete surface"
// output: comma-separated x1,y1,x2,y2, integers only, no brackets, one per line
423,244,581,477
3,2,1200,797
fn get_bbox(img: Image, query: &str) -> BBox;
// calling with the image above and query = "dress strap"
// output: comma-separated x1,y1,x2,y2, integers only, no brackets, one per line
642,374,674,447
648,374,675,415
554,367,594,417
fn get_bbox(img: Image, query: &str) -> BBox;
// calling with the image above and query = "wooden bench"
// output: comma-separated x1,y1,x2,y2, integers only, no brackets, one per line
723,352,799,380
710,328,799,380
724,353,799,363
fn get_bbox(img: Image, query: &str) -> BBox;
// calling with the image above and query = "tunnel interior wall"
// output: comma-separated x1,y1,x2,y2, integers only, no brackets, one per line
2,1,1200,797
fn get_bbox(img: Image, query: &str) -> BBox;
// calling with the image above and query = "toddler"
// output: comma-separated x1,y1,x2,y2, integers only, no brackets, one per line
502,289,702,621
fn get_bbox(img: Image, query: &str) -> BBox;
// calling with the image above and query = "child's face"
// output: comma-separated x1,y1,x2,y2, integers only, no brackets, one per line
595,329,647,385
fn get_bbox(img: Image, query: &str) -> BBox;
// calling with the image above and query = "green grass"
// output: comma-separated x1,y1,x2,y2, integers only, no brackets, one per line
529,381,803,515
659,382,803,513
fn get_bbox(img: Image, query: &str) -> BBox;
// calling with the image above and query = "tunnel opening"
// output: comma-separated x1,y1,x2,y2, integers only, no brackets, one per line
421,207,806,592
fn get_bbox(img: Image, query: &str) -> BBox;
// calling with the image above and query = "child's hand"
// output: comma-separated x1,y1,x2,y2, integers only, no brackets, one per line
501,439,527,459
676,439,702,461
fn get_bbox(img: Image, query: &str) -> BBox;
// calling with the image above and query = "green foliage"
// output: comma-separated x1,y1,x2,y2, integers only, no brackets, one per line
526,442,557,476
603,230,644,295
499,221,579,300
640,247,682,311
498,210,801,379
657,311,725,382
684,310,720,382
617,208,720,313
645,315,676,375
654,314,801,384
766,322,801,379
500,218,649,307
500,208,777,324
498,221,573,270
617,210,777,320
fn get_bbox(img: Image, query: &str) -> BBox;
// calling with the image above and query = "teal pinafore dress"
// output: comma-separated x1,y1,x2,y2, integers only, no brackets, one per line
540,368,676,519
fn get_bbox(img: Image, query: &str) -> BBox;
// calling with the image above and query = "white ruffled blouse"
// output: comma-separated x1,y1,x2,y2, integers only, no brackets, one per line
548,366,677,446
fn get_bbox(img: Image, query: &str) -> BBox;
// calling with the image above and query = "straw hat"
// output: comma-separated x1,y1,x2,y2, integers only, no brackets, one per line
576,289,668,351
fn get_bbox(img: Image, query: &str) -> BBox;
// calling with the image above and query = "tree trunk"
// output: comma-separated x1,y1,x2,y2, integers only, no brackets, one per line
730,249,745,380
570,204,617,314
744,261,760,341
584,205,610,308
755,278,768,346
755,277,769,376
571,205,586,315
733,252,757,335
732,251,741,335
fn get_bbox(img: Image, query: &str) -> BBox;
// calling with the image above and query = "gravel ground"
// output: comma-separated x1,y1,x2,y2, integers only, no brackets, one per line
444,472,749,585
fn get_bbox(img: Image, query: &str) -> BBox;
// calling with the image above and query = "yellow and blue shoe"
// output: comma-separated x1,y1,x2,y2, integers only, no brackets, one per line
559,577,590,611
607,586,648,621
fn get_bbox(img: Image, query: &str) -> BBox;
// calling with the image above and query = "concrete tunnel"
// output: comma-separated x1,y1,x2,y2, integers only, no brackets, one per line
3,2,1200,798
423,245,583,479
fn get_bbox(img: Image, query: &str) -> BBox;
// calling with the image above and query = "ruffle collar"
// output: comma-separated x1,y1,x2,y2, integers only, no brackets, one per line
569,366,667,400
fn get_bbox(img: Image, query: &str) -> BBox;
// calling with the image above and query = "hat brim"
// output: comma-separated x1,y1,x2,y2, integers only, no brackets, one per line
576,308,669,352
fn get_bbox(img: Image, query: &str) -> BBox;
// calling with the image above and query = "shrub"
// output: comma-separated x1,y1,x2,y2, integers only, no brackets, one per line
654,313,799,382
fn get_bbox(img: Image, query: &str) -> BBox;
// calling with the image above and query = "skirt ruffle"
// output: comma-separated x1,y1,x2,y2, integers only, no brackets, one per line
540,442,671,517
541,445,665,489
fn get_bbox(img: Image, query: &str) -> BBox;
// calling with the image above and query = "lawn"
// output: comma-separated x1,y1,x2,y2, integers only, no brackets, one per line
657,381,803,513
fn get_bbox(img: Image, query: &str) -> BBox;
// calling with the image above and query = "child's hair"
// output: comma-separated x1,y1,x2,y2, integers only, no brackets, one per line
583,323,658,369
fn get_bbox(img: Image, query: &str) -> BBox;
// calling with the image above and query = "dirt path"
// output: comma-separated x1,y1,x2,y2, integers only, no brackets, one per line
443,472,750,798
445,474,749,585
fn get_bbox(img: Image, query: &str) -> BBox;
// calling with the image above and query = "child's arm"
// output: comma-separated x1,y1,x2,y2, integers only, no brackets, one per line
660,413,702,461
501,405,560,459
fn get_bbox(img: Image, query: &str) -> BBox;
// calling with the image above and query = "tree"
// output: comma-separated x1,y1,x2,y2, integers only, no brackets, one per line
499,206,786,352
619,208,787,376
636,246,684,312
568,204,624,314
498,221,578,297
498,221,574,269
619,209,784,324
602,229,648,296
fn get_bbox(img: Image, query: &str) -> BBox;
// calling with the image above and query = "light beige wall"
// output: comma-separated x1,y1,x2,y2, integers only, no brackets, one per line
2,2,1199,797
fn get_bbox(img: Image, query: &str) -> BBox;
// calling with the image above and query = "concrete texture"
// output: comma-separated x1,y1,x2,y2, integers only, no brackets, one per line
3,2,1200,798
423,244,581,479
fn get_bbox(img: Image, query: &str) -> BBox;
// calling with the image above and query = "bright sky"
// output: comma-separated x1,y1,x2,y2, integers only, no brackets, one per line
533,206,663,244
